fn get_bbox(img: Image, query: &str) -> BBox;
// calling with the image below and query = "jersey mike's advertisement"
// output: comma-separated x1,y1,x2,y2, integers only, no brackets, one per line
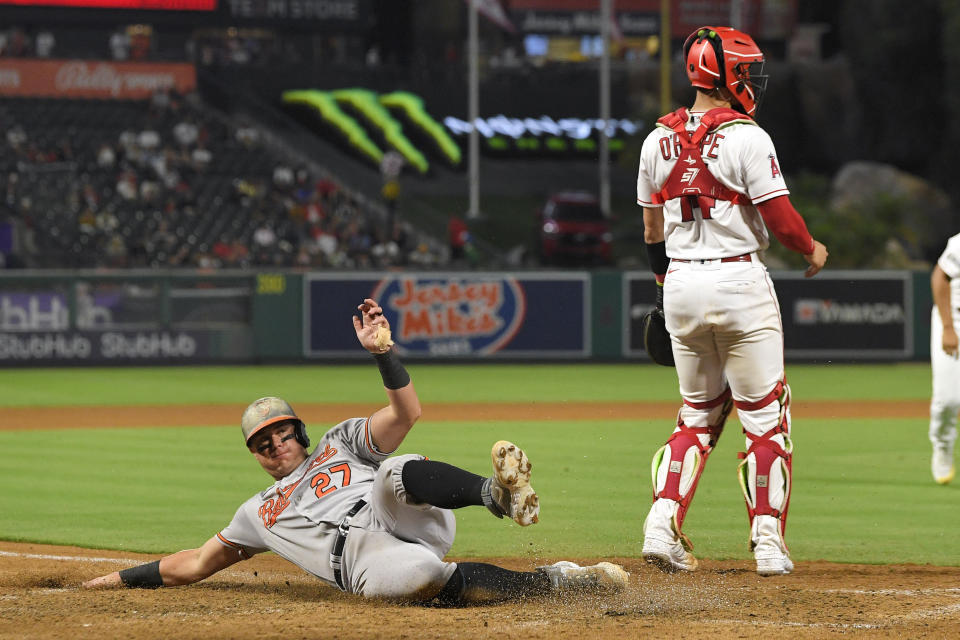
625,270,913,361
304,273,590,358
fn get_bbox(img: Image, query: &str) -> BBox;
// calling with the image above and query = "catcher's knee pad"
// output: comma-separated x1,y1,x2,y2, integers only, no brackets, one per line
651,389,733,534
734,379,791,434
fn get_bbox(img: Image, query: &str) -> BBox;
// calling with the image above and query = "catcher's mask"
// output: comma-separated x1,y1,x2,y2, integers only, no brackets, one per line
241,396,310,450
683,25,767,117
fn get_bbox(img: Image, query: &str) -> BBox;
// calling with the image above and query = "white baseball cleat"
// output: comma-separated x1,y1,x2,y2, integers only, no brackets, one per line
752,515,793,576
932,445,955,485
642,537,699,573
537,561,630,592
488,440,539,526
756,553,794,577
641,500,698,572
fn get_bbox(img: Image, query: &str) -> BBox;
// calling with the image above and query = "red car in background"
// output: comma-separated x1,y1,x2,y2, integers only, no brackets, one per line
536,192,613,266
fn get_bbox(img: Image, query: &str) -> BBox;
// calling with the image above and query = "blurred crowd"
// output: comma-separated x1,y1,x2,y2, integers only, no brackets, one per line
0,86,446,270
0,26,55,58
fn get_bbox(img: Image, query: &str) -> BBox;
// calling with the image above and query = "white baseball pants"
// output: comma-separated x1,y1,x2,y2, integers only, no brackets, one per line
930,308,960,449
663,256,788,438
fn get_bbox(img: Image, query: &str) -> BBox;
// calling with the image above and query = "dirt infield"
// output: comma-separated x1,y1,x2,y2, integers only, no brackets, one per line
2,540,959,640
3,400,956,639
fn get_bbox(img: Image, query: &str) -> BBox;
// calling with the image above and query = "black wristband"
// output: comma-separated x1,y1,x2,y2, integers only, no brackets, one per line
119,560,163,589
374,350,410,390
645,241,669,276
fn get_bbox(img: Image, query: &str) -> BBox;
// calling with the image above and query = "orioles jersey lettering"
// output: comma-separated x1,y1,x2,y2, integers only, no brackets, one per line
257,444,348,529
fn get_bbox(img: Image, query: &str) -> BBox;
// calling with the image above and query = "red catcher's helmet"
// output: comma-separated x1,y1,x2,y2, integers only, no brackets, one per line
683,26,767,117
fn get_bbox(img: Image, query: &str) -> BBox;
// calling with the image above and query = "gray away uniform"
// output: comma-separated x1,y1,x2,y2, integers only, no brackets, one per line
216,417,458,599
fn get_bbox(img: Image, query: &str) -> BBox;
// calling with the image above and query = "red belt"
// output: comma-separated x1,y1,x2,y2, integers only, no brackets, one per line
672,253,752,264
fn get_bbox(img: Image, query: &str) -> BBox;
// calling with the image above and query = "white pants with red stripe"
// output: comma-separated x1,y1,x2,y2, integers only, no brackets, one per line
664,256,787,437
661,256,791,544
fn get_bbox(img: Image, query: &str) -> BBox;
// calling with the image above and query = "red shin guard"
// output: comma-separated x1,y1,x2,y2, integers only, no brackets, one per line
737,380,793,539
654,390,733,533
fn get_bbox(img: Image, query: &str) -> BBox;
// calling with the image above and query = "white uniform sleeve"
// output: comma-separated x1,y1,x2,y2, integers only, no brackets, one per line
636,128,666,207
738,127,790,205
938,234,960,279
216,500,267,557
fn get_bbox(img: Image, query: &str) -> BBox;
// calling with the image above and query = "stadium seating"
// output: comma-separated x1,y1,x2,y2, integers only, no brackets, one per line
1,91,444,269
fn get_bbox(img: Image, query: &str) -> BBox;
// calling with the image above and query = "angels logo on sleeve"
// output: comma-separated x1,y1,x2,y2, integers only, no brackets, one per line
769,154,781,179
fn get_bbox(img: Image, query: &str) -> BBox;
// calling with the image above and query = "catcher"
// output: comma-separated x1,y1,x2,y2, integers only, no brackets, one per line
82,298,628,603
635,26,828,576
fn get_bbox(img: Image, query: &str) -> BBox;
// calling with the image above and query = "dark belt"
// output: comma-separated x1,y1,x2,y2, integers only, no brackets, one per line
330,499,367,591
672,253,752,264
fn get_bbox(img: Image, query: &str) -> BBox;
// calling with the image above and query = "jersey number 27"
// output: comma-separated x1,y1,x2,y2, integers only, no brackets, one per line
311,463,352,498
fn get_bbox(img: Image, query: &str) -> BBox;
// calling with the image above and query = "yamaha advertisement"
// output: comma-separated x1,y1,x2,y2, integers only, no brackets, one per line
304,273,590,359
776,271,912,359
624,270,913,361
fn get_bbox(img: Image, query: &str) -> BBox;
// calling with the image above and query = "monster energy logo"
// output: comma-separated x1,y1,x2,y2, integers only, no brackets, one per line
282,88,641,174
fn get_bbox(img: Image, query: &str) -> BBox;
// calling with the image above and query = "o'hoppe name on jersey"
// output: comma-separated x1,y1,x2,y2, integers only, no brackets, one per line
794,299,905,325
372,277,526,356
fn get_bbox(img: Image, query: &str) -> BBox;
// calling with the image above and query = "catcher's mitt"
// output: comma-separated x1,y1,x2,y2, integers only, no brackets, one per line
640,308,675,366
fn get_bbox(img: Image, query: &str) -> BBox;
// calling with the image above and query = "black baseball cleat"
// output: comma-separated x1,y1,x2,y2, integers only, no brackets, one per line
482,440,539,526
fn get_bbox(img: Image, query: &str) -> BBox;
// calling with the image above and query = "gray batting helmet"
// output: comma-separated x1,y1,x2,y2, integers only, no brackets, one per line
240,396,310,449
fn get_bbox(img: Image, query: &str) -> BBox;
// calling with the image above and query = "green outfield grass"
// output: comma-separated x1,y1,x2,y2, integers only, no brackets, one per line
0,361,934,407
1,363,955,566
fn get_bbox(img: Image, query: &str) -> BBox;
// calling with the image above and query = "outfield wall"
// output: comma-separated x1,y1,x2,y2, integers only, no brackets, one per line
0,269,931,365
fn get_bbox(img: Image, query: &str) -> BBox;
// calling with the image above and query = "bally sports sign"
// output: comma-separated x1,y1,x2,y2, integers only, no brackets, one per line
304,273,590,358
0,59,197,99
